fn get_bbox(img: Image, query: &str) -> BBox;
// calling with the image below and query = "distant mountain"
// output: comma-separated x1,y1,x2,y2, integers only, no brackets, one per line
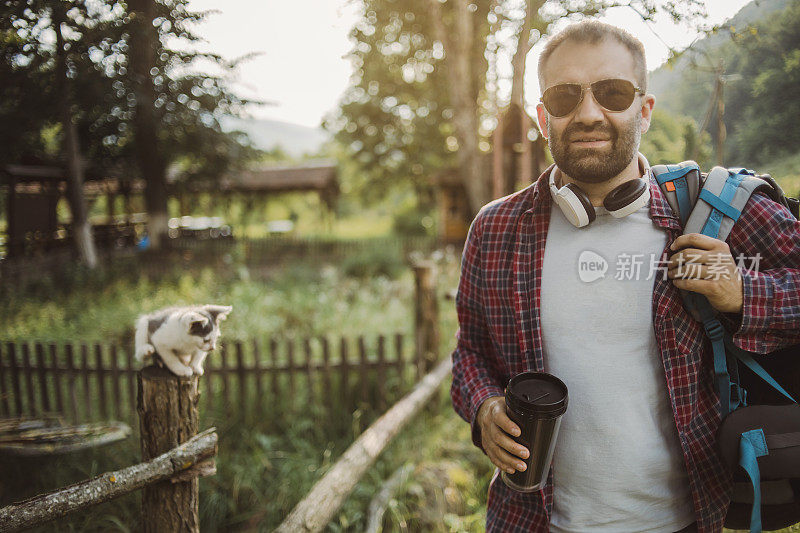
221,116,330,157
649,0,792,116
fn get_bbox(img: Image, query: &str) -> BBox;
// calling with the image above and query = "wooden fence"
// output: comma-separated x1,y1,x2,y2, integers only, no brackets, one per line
0,333,420,426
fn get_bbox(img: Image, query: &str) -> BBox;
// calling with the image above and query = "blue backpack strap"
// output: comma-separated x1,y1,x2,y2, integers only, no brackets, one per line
723,334,798,403
651,161,701,226
739,429,770,533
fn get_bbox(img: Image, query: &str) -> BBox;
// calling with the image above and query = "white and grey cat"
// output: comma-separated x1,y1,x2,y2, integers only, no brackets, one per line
134,304,232,377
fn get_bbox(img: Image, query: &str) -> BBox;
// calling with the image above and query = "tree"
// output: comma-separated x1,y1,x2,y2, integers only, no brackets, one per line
329,0,706,216
1,0,256,254
53,1,98,268
725,0,800,164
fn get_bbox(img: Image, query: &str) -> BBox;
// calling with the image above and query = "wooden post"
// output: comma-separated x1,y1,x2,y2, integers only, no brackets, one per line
413,261,440,375
137,365,201,532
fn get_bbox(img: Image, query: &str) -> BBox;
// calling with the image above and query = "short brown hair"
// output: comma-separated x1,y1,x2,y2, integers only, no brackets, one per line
537,20,647,91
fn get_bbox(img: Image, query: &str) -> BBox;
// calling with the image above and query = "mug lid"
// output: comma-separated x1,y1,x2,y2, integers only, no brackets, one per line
506,372,568,416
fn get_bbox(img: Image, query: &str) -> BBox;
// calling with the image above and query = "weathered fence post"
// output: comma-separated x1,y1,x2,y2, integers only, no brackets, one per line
137,365,200,532
413,261,440,377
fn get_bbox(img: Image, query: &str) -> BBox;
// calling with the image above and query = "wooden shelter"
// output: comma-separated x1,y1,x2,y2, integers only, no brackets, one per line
175,160,339,213
0,165,144,258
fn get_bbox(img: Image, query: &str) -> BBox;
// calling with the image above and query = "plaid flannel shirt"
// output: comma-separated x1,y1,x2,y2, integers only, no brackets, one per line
451,165,800,532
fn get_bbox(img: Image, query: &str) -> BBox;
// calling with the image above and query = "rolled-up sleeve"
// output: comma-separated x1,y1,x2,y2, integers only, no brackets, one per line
451,213,504,451
725,191,800,353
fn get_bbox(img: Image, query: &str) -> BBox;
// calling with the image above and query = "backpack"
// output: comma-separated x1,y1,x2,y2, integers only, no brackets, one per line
651,162,800,533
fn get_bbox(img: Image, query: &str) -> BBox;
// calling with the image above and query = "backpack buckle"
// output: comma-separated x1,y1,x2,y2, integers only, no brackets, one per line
730,382,748,409
702,319,725,341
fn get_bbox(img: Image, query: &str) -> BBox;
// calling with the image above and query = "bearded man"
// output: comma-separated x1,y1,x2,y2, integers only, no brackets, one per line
450,20,800,533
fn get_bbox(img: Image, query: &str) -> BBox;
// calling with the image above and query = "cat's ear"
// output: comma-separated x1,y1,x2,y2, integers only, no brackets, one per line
204,305,232,323
181,312,208,331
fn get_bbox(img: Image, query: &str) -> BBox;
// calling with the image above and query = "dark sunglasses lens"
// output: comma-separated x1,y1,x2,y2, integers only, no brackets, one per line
542,84,582,117
592,79,636,111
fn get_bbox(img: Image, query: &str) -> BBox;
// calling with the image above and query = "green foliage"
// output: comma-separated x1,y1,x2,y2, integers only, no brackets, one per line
323,0,466,202
0,1,257,178
0,252,419,343
641,108,712,166
725,0,800,165
392,196,436,237
649,0,800,169
327,0,706,209
339,246,405,279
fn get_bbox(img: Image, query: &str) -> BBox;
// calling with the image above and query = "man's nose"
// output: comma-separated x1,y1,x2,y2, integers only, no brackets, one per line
572,88,605,125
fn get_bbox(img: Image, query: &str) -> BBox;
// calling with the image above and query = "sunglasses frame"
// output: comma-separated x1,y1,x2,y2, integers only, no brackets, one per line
540,78,645,118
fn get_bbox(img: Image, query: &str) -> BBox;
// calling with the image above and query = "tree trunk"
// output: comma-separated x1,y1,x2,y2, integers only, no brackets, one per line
53,6,98,269
137,365,200,532
510,0,549,184
429,0,489,215
128,0,169,249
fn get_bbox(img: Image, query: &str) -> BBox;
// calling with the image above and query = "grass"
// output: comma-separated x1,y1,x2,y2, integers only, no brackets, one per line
0,244,462,345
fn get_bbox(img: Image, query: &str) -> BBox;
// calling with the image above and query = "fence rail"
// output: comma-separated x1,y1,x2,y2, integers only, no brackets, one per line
0,333,419,425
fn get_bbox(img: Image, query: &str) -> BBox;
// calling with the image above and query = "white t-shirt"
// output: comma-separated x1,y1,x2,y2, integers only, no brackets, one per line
541,179,696,532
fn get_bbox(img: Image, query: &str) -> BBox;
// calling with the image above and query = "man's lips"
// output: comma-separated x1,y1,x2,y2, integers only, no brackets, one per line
570,138,611,147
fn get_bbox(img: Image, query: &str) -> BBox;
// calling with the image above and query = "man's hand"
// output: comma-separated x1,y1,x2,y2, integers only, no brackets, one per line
667,233,744,314
477,396,530,474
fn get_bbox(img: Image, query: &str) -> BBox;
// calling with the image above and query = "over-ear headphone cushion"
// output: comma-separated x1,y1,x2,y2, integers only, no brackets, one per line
603,179,648,213
564,183,596,225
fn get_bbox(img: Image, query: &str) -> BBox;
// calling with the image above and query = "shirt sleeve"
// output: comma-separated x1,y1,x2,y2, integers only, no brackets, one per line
450,212,505,451
723,191,800,353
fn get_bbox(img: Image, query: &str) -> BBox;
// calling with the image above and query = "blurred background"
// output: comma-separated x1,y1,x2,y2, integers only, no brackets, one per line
0,0,798,531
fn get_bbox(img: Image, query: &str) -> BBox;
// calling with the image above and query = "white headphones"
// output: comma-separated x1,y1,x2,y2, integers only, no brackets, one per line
549,153,652,228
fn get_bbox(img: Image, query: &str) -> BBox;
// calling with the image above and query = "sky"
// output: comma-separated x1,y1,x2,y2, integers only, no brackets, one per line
187,0,753,129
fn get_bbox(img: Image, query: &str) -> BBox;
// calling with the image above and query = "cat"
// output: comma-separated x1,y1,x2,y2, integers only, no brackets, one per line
134,304,232,377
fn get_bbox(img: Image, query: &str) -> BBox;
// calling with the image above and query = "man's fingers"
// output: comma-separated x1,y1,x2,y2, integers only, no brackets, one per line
488,444,528,474
670,233,727,252
491,427,529,459
667,264,737,280
491,406,521,437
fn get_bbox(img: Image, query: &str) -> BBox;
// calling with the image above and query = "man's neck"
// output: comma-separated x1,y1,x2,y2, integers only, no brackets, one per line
557,156,643,207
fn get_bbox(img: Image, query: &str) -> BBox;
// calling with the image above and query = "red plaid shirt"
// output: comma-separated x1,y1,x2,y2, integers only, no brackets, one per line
450,165,800,532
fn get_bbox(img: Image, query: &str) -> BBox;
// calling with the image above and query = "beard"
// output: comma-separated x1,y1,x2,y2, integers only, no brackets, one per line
547,111,641,184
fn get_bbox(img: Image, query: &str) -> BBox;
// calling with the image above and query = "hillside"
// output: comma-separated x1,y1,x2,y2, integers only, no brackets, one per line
221,116,330,157
649,0,792,118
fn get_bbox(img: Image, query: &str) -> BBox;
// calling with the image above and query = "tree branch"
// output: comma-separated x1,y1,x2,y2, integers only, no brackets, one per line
0,428,218,533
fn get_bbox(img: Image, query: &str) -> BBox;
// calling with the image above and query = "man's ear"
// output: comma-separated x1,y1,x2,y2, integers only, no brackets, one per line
536,103,549,140
640,93,656,134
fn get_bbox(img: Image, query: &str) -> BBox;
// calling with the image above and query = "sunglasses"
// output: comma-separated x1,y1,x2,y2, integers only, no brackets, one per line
540,78,644,118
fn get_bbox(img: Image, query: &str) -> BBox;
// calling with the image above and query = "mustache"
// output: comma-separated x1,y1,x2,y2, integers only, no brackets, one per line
561,122,618,143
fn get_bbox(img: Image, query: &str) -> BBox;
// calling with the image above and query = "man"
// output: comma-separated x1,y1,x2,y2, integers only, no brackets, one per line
450,20,800,533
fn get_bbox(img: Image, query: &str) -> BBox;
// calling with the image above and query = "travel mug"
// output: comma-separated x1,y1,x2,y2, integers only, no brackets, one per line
501,371,568,492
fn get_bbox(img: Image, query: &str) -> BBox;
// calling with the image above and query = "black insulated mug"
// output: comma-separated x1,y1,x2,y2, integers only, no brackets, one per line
501,371,568,492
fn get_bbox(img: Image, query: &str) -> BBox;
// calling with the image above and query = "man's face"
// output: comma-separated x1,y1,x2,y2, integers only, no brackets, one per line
536,38,655,184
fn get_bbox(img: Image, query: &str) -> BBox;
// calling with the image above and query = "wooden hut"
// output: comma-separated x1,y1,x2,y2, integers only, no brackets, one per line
0,164,144,258
174,160,339,216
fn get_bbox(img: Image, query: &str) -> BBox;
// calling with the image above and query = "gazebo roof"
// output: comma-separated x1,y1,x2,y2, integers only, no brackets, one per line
218,160,338,193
